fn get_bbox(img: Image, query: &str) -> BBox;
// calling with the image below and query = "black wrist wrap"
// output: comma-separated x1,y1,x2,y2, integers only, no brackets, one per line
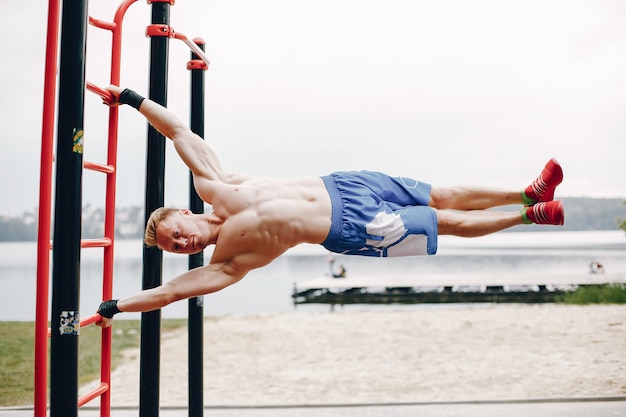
119,89,145,110
98,300,120,318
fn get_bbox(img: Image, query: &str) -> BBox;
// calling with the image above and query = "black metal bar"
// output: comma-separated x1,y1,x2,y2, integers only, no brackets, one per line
140,3,170,417
49,0,88,416
188,38,206,417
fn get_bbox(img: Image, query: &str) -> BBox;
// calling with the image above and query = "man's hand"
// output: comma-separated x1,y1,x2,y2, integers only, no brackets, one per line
96,315,114,328
103,85,124,107
96,299,121,328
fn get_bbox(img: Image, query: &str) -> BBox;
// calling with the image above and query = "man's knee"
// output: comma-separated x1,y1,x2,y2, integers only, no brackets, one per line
430,187,455,209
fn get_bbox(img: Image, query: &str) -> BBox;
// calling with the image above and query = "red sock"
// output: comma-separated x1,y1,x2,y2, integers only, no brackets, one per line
521,158,563,205
522,201,564,225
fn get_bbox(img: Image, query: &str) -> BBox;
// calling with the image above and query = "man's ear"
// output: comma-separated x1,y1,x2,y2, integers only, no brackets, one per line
179,209,191,216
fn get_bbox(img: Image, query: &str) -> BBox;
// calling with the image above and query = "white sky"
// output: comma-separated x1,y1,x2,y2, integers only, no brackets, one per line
1,0,625,216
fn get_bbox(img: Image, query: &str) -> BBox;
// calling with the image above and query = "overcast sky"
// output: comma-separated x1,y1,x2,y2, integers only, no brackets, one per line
1,0,625,216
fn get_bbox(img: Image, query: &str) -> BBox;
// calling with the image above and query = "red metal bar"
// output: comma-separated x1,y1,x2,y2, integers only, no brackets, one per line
78,383,110,407
187,38,208,70
98,2,140,416
81,238,113,248
48,238,112,250
86,82,114,103
147,25,210,69
175,32,210,69
34,0,60,415
80,313,103,328
84,160,115,174
36,1,140,416
89,16,116,31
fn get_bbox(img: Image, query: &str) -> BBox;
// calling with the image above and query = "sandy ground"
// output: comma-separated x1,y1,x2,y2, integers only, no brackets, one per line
81,304,626,406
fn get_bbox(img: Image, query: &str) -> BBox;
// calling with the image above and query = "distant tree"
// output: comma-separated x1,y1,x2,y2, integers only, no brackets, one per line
0,216,37,241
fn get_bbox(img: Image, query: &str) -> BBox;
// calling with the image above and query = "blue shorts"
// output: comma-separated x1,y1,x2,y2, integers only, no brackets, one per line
320,171,438,257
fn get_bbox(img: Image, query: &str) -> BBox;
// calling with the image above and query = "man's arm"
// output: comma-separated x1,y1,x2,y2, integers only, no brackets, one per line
106,85,224,182
97,261,247,328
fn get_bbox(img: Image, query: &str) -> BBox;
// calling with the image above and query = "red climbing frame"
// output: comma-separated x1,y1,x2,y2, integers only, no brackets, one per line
35,2,212,415
35,1,140,416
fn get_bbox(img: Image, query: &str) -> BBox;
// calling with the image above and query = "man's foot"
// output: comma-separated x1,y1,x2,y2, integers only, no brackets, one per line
521,201,564,225
521,158,563,205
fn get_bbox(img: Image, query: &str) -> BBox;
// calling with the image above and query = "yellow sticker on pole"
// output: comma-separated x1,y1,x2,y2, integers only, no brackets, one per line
72,128,84,154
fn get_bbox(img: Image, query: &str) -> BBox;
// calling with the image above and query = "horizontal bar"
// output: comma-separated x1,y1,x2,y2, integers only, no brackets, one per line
146,25,210,69
78,382,109,407
84,160,115,174
80,313,103,328
81,238,112,248
53,156,117,174
88,15,116,31
48,238,112,250
176,32,210,69
86,81,113,102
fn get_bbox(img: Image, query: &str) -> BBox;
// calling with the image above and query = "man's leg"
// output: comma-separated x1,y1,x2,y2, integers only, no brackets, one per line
430,158,563,211
436,200,564,238
430,186,521,210
435,209,523,237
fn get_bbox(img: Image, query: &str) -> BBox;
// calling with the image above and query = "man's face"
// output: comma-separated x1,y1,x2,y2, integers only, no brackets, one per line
155,210,205,255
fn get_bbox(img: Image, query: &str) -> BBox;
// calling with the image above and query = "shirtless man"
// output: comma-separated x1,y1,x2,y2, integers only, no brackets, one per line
96,86,564,326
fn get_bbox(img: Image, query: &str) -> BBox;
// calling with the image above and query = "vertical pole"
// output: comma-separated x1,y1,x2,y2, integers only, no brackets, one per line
140,2,170,417
188,38,207,417
99,5,125,415
49,0,88,416
34,0,61,415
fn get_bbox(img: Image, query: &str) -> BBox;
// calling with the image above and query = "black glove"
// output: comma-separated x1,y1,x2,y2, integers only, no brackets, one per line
118,88,145,110
97,300,120,318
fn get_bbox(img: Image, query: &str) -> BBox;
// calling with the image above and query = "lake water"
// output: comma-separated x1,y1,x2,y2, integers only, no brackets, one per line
1,231,625,321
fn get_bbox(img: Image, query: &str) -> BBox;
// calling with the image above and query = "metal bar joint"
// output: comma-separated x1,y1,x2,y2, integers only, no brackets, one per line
187,60,208,71
146,23,175,38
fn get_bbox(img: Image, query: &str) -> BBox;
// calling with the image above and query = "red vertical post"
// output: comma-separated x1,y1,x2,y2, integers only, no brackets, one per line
98,14,119,417
90,3,139,416
34,0,61,414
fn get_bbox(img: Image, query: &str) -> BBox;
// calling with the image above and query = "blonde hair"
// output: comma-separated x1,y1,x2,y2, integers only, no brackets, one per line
144,207,178,247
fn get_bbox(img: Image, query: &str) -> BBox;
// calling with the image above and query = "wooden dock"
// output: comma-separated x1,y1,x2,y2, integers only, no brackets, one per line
292,273,626,306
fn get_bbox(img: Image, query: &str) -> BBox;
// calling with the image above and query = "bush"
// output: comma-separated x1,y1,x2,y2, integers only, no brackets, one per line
557,284,626,304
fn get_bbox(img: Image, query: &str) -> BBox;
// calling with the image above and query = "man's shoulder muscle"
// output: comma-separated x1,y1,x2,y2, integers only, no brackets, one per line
211,212,289,270
194,176,256,210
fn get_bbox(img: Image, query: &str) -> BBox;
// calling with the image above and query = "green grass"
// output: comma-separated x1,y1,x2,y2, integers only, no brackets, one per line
0,319,186,407
557,283,626,304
